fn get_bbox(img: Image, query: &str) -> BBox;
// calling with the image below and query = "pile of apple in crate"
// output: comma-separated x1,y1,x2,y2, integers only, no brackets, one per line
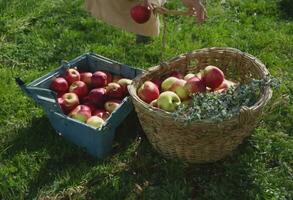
50,68,132,128
137,65,267,122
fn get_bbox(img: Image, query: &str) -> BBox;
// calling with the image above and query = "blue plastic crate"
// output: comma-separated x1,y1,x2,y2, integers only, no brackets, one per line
16,53,143,158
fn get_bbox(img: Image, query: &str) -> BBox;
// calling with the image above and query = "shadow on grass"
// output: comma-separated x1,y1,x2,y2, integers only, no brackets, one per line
82,126,258,199
3,110,258,199
2,111,142,199
279,0,293,20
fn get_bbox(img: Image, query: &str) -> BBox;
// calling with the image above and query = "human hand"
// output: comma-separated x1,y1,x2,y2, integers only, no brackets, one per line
181,0,207,23
143,0,154,10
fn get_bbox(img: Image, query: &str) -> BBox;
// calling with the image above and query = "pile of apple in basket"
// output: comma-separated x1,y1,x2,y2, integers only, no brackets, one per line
137,65,266,122
50,68,132,128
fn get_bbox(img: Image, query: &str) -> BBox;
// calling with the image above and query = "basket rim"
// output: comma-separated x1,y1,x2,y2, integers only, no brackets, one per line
128,47,273,124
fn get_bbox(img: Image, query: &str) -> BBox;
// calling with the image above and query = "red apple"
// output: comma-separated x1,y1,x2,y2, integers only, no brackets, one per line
69,105,92,123
92,71,108,88
130,4,151,24
169,71,184,79
80,72,93,87
64,68,80,85
93,109,110,120
83,101,97,113
106,82,124,99
57,91,66,98
86,116,105,129
104,100,122,113
57,97,67,114
184,77,206,94
170,79,189,100
151,79,162,91
137,81,160,103
69,81,88,99
87,88,106,106
202,66,225,89
118,78,132,95
103,71,113,84
50,77,68,93
62,93,79,113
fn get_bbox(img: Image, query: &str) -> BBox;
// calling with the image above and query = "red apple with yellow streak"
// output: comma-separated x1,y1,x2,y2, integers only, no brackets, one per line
64,68,80,85
69,105,92,123
137,81,160,103
69,81,88,99
202,66,225,90
104,100,122,113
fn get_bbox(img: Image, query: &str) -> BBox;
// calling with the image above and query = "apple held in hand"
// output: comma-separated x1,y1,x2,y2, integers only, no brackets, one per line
184,77,206,94
157,91,181,112
106,82,124,99
80,72,92,87
50,77,68,93
161,77,179,91
137,81,160,103
86,116,105,129
104,100,122,113
69,81,88,99
92,71,108,88
64,68,80,85
61,93,79,113
170,79,189,100
130,4,151,24
69,105,92,123
202,66,225,89
88,88,106,106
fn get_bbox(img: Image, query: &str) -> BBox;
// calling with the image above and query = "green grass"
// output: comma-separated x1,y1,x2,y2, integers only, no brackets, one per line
0,0,292,199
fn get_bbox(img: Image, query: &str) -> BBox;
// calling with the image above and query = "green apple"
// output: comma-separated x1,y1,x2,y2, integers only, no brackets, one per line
170,79,189,100
86,116,105,128
161,77,179,91
157,91,181,112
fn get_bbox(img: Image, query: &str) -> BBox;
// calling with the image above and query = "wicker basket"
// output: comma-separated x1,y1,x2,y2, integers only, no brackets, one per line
128,47,272,163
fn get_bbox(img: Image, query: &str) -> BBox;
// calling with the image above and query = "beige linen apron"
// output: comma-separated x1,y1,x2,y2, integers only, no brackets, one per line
85,0,167,36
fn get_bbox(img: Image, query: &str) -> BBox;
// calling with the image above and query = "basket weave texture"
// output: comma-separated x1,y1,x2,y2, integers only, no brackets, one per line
129,47,273,163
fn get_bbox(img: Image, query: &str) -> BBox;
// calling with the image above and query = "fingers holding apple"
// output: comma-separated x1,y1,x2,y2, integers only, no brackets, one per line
130,4,151,24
